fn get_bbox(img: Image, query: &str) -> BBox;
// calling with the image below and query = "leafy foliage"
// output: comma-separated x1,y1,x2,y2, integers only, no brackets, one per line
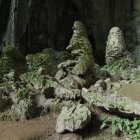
99,115,110,130
112,117,140,140
16,87,28,100
26,48,70,76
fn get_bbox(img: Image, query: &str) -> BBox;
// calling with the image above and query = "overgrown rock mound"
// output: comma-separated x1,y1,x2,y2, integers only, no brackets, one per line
56,21,96,90
56,104,91,133
106,27,134,65
103,27,135,78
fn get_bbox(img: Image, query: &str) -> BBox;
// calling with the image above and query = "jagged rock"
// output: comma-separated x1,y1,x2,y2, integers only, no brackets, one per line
97,70,110,80
89,79,110,93
58,74,86,89
56,104,91,133
55,86,81,99
82,91,140,118
41,99,75,114
92,79,107,91
20,71,81,100
55,21,96,90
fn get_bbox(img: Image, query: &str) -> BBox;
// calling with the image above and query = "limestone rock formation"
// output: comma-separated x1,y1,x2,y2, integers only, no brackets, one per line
82,91,140,118
106,27,134,65
56,104,91,133
103,27,135,78
56,21,96,90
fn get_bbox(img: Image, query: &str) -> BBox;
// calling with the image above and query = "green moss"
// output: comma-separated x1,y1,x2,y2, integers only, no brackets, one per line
61,21,95,75
102,58,135,79
20,71,56,90
16,87,28,100
26,48,70,76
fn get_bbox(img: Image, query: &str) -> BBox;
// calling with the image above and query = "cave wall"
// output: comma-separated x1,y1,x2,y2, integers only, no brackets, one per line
1,0,140,64
125,0,140,64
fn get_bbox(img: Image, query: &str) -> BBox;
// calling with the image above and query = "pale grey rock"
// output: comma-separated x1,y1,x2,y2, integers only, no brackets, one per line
55,86,81,99
104,78,112,91
56,104,91,133
94,79,107,90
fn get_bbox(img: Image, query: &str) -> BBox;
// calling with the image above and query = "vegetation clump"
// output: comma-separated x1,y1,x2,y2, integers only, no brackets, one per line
103,27,135,79
26,48,71,76
112,117,140,140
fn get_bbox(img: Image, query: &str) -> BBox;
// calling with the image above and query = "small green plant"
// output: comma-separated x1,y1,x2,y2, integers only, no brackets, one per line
99,115,110,130
16,87,28,100
112,117,140,140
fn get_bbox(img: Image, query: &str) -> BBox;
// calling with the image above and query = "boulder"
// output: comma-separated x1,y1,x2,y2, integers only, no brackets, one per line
56,104,91,133
55,86,81,100
94,79,107,90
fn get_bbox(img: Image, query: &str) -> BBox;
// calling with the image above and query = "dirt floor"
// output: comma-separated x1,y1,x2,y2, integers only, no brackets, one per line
119,83,140,102
0,113,128,140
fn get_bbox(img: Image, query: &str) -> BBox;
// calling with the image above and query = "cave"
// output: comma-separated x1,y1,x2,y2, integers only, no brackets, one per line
0,0,140,65
1,1,140,139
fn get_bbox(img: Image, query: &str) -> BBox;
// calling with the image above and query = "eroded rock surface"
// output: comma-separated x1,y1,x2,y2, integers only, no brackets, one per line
56,21,95,90
56,104,91,133
82,90,140,118
106,27,134,65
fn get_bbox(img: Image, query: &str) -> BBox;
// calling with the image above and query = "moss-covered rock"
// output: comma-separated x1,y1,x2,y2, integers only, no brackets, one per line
0,98,40,121
56,21,96,90
103,27,135,79
56,104,91,133
66,21,95,76
106,27,134,65
103,58,133,78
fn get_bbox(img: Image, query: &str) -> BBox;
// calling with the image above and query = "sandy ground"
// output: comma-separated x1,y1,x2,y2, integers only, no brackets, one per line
119,83,140,102
0,112,127,140
0,114,57,140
